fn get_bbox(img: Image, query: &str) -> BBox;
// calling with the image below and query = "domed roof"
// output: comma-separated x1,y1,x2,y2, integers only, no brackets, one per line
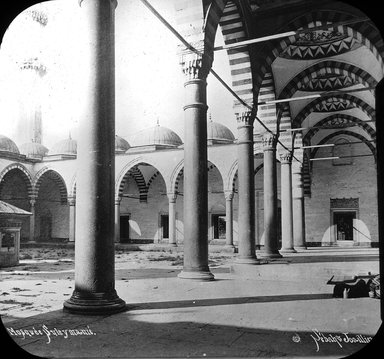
132,124,183,148
0,135,20,154
50,136,77,155
207,120,235,143
115,135,130,153
19,141,48,159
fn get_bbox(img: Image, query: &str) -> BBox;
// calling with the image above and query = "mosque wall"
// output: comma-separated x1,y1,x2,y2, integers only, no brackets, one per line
306,143,378,246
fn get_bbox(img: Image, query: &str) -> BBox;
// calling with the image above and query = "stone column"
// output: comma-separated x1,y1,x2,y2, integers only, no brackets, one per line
236,109,258,263
224,190,234,249
292,161,306,249
177,50,214,281
68,196,76,242
279,152,296,253
29,196,36,242
64,0,125,314
261,133,282,258
167,193,177,246
114,197,121,243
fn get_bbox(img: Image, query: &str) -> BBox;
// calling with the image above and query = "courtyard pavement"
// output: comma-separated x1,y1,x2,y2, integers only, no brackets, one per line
0,246,382,358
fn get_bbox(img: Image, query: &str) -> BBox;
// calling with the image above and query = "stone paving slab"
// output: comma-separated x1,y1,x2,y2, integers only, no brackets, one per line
0,247,382,358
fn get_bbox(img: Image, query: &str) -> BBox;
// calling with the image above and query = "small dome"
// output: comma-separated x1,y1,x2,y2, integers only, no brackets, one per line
0,135,20,154
115,135,130,153
207,121,235,143
50,136,77,155
19,141,48,159
132,125,183,148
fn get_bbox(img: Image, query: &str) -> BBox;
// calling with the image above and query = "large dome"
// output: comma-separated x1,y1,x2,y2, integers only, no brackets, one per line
207,121,235,144
132,125,183,148
19,141,48,159
115,135,130,153
0,135,20,154
50,136,77,155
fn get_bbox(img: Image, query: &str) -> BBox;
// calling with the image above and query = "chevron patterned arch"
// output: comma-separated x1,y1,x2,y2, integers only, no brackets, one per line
310,130,376,164
279,61,377,100
303,114,376,144
34,168,68,204
254,11,384,95
293,94,375,128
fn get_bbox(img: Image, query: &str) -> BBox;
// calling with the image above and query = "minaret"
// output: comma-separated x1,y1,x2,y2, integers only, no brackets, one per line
15,7,48,145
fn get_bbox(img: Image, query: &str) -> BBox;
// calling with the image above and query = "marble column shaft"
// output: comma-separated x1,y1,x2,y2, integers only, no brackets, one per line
279,152,296,253
64,0,125,314
68,196,76,243
236,110,258,263
114,198,121,243
29,196,36,242
224,191,234,248
292,162,306,249
261,133,282,258
178,51,214,280
167,193,177,246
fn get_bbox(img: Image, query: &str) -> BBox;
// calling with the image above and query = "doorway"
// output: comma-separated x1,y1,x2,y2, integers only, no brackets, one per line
333,211,356,241
212,214,226,240
160,214,169,239
39,216,52,242
120,215,130,243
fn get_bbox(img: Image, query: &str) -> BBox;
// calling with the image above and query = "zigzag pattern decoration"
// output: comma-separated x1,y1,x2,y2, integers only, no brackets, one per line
281,36,358,60
314,97,355,112
299,74,357,91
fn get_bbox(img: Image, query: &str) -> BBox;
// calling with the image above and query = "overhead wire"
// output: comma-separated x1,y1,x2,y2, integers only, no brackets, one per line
138,0,374,165
138,0,301,162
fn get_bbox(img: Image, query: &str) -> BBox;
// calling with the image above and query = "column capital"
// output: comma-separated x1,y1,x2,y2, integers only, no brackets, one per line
179,48,212,82
79,0,118,8
262,133,277,150
167,192,177,203
224,190,234,201
114,196,122,205
236,108,255,127
279,151,293,164
68,196,76,206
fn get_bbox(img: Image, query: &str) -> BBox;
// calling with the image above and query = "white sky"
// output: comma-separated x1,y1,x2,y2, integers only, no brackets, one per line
0,0,235,149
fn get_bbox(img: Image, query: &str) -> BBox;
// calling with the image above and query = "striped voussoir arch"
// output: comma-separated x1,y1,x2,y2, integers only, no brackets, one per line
0,163,34,199
278,61,377,100
118,165,148,202
310,130,376,163
146,170,162,192
254,11,384,93
303,114,376,144
293,94,375,128
219,1,254,108
292,131,304,164
257,71,278,132
34,168,68,204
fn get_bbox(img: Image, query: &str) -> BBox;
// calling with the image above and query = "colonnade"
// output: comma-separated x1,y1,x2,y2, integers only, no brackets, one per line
61,0,307,314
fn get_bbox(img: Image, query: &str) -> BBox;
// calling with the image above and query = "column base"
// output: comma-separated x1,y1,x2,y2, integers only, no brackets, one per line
167,242,178,247
63,290,126,315
235,256,260,265
258,251,283,259
178,270,214,281
279,248,297,254
294,245,307,250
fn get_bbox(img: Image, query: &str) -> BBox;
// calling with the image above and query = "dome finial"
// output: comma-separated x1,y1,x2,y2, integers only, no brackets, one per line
69,131,72,140
209,112,213,123
156,117,160,126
